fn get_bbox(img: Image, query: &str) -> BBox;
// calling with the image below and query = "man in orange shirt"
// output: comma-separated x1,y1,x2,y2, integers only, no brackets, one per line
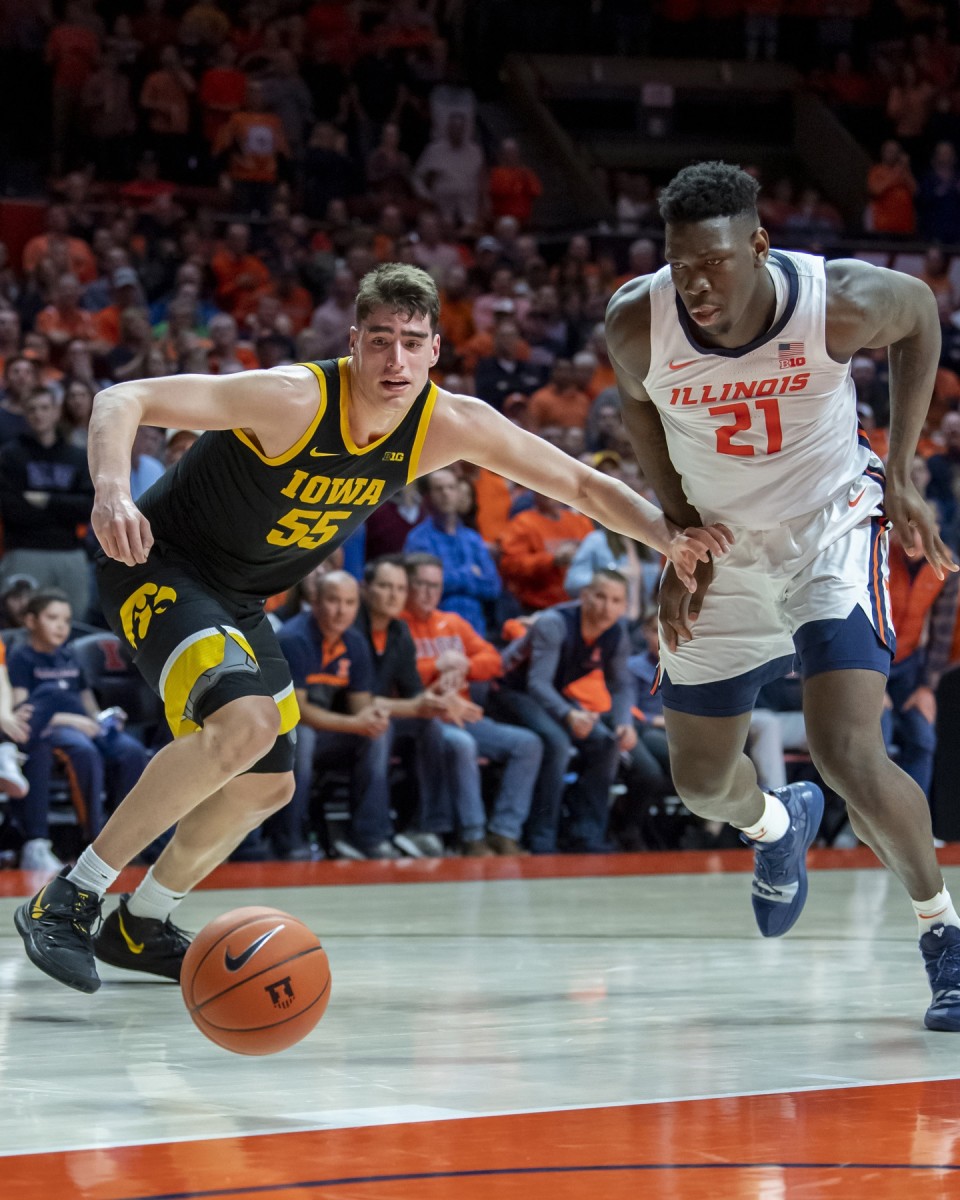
499,491,594,611
36,273,96,358
214,80,290,216
210,222,272,318
488,137,542,226
22,206,97,285
867,140,917,235
403,553,542,855
528,358,592,430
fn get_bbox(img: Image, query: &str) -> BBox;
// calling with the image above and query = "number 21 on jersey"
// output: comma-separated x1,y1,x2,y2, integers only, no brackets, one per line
709,397,783,457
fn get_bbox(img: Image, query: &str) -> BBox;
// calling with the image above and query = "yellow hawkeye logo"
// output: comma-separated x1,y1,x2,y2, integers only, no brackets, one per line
118,912,145,954
120,583,178,649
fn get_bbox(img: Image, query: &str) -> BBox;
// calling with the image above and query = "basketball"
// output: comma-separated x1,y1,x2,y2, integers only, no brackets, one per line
181,906,331,1055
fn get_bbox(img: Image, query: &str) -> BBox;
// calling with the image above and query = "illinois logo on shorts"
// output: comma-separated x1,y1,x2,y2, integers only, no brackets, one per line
120,583,178,649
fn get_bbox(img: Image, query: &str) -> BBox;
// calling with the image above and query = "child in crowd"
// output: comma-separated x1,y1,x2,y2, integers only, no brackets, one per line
7,589,150,871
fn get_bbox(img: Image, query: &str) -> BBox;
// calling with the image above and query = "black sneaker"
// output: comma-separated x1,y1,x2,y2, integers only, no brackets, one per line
14,867,102,993
93,895,192,982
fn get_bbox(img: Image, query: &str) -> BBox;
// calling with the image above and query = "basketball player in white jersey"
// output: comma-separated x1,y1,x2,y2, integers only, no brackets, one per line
606,161,960,1031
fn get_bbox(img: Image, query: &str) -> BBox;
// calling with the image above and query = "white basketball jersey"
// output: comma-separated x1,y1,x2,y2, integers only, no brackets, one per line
643,250,870,528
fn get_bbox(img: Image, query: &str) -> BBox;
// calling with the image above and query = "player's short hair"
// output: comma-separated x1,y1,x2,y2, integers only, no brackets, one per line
658,161,760,226
356,263,441,332
24,587,71,618
363,554,407,584
404,552,443,578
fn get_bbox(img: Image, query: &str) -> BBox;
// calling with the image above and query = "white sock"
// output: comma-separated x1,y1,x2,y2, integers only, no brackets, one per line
912,888,960,936
735,790,791,844
68,846,121,898
127,867,188,922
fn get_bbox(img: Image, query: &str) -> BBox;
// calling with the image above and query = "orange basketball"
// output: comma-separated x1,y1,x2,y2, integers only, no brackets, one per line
181,906,331,1055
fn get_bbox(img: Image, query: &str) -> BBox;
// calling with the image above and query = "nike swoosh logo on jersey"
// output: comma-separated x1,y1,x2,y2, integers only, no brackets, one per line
224,925,284,972
118,912,145,955
668,359,697,370
848,489,867,508
309,449,338,457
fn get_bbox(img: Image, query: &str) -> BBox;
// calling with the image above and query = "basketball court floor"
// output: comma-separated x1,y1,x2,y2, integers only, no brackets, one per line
3,846,960,1199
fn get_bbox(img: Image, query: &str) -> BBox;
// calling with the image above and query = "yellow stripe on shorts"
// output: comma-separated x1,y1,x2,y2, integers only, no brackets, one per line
273,682,300,736
159,626,258,738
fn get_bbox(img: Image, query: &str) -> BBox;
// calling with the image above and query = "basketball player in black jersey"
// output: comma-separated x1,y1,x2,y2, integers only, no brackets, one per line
16,263,730,994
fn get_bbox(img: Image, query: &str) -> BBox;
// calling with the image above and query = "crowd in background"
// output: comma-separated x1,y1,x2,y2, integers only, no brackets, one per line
0,0,959,869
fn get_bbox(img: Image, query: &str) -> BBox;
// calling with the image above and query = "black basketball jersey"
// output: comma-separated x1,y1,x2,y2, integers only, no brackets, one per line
138,359,438,603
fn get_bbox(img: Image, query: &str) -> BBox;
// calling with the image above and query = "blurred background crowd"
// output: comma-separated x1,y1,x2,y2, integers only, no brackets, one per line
0,0,959,870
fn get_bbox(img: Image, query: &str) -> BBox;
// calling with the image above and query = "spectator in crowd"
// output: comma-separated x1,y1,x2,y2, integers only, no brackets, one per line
917,142,960,244
404,468,502,635
494,570,635,853
207,312,258,374
130,426,165,499
80,49,137,180
528,358,592,431
309,265,358,360
36,274,97,359
46,0,102,175
437,263,475,351
213,77,291,214
488,137,542,227
62,378,95,449
0,307,21,375
140,45,196,181
473,267,528,335
403,553,542,856
926,411,960,550
302,123,360,219
413,111,485,231
353,555,452,857
0,637,30,799
867,140,917,235
210,222,272,319
22,205,97,284
614,173,656,235
886,513,960,802
886,61,935,170
474,317,546,410
365,121,414,208
277,568,406,861
410,211,462,282
364,482,425,561
164,428,200,468
198,39,247,148
261,50,313,162
499,491,594,612
565,522,647,622
8,588,150,864
0,390,93,616
0,357,36,445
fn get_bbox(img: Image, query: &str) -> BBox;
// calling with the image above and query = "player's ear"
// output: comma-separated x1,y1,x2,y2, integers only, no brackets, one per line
348,325,359,352
430,333,440,366
753,225,770,266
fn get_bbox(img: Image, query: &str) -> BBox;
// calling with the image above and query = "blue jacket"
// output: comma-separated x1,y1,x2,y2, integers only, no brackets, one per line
404,517,501,635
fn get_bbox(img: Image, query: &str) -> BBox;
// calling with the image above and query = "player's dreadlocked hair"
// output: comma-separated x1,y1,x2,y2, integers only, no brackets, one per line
658,162,760,226
356,263,441,332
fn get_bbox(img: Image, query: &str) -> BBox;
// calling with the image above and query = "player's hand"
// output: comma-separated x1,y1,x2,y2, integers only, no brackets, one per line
666,524,732,592
93,487,155,566
903,685,937,724
885,481,957,580
658,556,714,652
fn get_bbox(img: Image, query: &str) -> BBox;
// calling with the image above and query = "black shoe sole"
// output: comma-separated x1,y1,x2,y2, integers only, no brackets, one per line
14,902,101,994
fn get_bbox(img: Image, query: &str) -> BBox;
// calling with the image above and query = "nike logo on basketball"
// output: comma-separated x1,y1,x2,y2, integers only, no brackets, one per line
118,912,145,955
225,925,284,971
848,489,867,508
668,359,696,370
309,449,338,457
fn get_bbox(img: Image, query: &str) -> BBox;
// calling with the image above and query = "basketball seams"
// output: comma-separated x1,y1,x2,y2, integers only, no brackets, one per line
200,973,332,1040
189,943,326,1014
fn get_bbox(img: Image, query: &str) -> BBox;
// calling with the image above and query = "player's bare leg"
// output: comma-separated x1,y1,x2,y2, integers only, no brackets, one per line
665,706,824,937
150,771,294,893
92,695,282,870
802,669,942,899
14,695,286,992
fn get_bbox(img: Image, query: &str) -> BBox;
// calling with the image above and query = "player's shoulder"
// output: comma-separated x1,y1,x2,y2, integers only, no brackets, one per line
605,274,655,332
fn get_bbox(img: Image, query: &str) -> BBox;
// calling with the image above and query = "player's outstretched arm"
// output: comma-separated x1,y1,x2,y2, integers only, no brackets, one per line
89,366,320,566
826,260,957,579
418,390,732,590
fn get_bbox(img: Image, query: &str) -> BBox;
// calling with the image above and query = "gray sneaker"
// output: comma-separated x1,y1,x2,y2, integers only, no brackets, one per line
393,831,445,858
367,839,403,860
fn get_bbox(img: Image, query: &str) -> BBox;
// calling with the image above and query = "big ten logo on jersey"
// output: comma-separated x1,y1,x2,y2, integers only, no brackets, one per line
267,469,386,551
